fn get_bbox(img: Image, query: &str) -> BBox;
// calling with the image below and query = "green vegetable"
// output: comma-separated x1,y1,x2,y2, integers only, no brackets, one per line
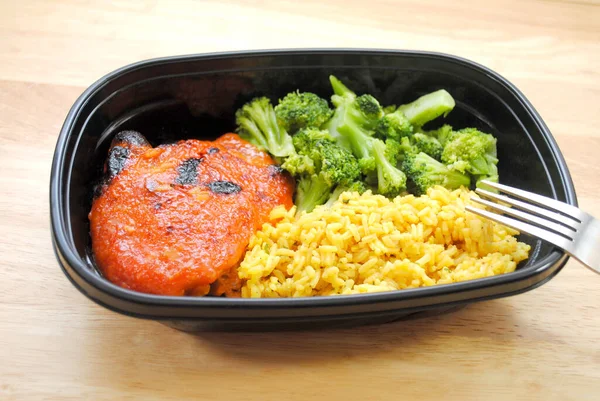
402,152,471,195
375,111,413,141
233,76,502,211
411,133,443,160
383,104,397,114
326,76,406,197
235,97,294,158
282,128,362,214
441,128,499,185
375,90,455,141
385,133,443,164
372,139,407,198
325,75,384,149
424,124,453,146
274,91,333,133
396,89,455,127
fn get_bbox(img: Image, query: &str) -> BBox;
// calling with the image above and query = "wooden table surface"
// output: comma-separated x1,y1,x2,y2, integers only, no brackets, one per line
1,0,599,400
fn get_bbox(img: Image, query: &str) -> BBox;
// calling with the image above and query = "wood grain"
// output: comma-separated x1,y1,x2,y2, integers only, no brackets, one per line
1,0,599,400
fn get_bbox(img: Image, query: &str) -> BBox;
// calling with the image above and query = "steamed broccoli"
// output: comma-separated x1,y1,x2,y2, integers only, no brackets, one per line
354,94,385,130
294,175,330,215
236,77,501,205
375,111,413,141
424,124,453,146
441,128,499,185
402,152,471,195
412,133,443,160
325,75,383,148
396,89,456,127
235,97,294,158
325,76,406,197
385,134,443,164
274,91,333,133
280,152,315,176
383,104,397,114
375,90,456,141
393,137,418,163
291,128,333,151
383,138,404,164
282,128,362,214
372,139,407,198
281,128,329,176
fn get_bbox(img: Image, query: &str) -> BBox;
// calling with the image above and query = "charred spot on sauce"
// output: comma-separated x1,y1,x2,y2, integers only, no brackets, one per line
92,177,109,199
207,181,241,194
112,130,150,148
107,146,130,178
166,225,174,233
93,184,103,198
175,158,203,185
268,165,284,177
154,203,162,210
207,147,219,154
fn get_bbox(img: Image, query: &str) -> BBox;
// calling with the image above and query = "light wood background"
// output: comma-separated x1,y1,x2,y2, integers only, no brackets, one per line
1,0,599,400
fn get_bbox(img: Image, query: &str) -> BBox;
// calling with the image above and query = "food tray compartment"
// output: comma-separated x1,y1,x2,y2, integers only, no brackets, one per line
50,49,576,331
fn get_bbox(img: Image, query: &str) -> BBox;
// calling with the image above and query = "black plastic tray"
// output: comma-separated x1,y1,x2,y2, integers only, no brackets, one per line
50,49,576,331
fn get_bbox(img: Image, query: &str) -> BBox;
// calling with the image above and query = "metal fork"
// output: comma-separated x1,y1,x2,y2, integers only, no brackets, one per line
465,180,600,274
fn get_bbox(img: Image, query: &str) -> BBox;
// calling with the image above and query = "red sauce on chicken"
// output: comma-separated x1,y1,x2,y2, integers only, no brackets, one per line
89,132,294,296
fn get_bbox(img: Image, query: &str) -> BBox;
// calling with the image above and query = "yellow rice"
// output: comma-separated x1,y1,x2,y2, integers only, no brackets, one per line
238,186,530,298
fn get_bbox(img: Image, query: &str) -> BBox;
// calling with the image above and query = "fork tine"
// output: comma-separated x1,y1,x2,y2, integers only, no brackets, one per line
475,188,580,230
470,197,576,238
465,205,573,250
479,180,585,222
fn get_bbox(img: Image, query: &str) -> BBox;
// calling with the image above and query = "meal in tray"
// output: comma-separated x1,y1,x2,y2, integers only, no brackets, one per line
89,75,530,298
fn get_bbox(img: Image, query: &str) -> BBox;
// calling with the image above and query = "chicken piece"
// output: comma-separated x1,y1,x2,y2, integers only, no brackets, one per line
89,131,294,296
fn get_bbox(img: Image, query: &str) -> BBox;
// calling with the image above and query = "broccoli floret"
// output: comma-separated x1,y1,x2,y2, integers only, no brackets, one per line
396,89,455,127
312,139,361,186
383,138,403,164
402,152,471,195
283,127,352,177
294,175,331,215
358,157,377,174
372,139,407,198
354,95,384,129
375,90,455,141
361,138,407,194
291,127,334,151
424,124,454,146
441,128,498,182
335,119,374,173
326,76,407,197
361,138,409,197
386,134,442,164
383,104,397,114
324,77,380,160
280,152,315,176
375,111,413,141
274,91,333,133
412,133,443,160
235,97,294,158
283,127,361,214
324,181,368,208
395,136,418,163
325,76,383,148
